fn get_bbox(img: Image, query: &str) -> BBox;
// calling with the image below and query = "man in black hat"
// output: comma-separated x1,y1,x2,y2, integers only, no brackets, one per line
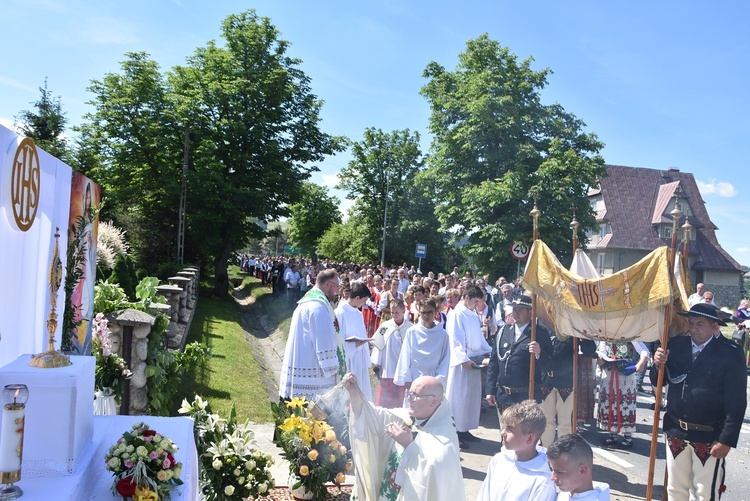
653,302,747,500
485,295,554,419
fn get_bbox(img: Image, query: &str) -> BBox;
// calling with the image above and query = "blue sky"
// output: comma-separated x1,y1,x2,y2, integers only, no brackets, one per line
2,0,748,265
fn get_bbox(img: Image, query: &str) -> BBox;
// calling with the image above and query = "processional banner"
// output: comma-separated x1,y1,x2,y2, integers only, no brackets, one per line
523,240,675,343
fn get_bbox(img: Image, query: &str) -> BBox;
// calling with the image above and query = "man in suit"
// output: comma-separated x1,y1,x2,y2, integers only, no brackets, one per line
653,303,747,500
485,295,553,420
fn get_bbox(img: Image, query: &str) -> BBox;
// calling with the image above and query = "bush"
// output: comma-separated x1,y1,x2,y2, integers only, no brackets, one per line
156,261,182,281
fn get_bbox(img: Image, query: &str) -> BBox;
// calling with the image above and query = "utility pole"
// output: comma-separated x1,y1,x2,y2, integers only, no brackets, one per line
177,125,189,264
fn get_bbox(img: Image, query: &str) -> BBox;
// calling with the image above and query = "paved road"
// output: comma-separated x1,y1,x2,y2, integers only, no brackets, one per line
573,377,750,501
241,290,750,500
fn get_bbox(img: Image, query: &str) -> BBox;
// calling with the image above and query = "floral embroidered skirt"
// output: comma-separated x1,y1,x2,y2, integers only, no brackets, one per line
597,367,637,434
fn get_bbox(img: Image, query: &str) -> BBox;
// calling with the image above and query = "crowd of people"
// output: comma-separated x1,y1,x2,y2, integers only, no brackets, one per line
253,253,747,500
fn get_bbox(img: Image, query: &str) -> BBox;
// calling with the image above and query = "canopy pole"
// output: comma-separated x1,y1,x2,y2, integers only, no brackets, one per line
528,197,540,401
570,213,580,433
645,196,683,501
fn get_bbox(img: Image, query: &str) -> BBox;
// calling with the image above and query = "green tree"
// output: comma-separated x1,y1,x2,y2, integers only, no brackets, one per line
419,34,605,278
83,52,183,272
338,128,444,263
15,79,69,160
317,216,374,264
170,10,343,295
288,182,341,257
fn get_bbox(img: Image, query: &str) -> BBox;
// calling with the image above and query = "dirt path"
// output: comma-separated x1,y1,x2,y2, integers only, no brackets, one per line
231,283,287,401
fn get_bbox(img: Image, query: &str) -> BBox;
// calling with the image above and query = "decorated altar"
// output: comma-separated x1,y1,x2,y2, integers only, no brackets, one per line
0,125,199,499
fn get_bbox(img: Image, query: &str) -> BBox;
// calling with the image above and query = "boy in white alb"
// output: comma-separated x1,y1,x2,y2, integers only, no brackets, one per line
394,297,451,388
335,282,373,402
478,400,557,501
547,434,610,500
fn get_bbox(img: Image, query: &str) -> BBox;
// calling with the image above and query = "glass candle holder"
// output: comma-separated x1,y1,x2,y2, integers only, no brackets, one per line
0,384,29,500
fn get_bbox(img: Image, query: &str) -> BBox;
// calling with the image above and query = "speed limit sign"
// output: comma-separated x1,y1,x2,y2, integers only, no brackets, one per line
510,240,530,260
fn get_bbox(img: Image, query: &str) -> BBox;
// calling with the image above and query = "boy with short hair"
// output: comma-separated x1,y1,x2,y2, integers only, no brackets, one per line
547,434,610,500
478,400,557,500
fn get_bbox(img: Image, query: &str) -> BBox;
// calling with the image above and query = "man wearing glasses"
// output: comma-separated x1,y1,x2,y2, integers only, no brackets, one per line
345,373,465,500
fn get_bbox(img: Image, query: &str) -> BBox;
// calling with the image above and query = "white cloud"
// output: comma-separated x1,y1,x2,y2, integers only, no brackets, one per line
696,179,736,197
321,173,340,187
0,76,36,93
74,17,139,45
736,247,750,254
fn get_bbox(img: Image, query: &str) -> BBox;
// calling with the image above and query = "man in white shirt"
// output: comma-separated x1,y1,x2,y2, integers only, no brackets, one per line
688,282,715,306
284,264,301,302
396,268,411,295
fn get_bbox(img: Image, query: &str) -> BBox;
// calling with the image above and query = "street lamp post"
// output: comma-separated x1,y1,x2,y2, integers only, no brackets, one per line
371,146,389,268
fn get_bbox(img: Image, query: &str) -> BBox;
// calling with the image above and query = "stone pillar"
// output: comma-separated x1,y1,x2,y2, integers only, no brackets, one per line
168,276,192,323
105,309,156,415
156,284,182,323
177,270,198,308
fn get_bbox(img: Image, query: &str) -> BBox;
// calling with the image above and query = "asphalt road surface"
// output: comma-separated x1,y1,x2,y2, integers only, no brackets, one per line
576,373,750,501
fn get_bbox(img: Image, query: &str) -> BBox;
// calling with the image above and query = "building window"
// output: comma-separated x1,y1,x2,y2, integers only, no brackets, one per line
598,253,605,274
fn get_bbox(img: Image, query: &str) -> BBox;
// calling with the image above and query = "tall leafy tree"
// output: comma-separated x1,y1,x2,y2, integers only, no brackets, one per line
84,52,183,271
317,216,374,264
15,78,69,160
419,34,606,277
288,182,341,257
337,128,448,267
170,10,342,295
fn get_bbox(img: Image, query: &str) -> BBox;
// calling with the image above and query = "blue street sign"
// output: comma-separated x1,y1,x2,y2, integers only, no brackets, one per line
415,244,427,259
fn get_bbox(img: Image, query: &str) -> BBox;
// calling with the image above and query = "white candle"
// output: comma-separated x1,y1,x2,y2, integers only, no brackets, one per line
0,404,25,473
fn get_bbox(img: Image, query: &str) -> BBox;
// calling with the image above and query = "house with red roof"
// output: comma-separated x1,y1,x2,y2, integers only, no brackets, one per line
585,164,743,307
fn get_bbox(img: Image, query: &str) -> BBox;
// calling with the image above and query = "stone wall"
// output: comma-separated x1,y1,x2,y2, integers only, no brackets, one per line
105,266,201,414
709,284,742,309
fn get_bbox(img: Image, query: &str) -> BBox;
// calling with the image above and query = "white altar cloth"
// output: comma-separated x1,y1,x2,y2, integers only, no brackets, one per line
13,415,199,500
0,354,95,476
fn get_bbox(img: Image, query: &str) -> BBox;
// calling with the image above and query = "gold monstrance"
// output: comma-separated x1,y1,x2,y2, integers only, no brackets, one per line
29,228,71,368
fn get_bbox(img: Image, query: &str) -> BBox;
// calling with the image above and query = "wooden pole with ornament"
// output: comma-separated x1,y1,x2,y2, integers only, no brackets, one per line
645,194,682,501
528,196,540,401
570,212,580,434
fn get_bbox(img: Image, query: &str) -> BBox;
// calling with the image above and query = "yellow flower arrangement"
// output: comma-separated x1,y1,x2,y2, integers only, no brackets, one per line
273,397,351,499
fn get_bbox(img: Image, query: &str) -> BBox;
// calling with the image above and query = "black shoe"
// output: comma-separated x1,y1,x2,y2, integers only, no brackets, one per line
619,437,633,449
459,440,468,450
603,434,619,447
458,431,481,442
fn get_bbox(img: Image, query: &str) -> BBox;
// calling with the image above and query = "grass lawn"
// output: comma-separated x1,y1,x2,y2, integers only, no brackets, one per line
171,266,287,423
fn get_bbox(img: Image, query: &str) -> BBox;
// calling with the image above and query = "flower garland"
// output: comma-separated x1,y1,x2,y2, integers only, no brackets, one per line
105,422,183,500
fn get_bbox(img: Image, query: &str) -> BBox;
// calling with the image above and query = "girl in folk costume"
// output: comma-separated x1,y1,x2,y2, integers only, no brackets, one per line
394,297,451,390
361,274,378,337
379,279,403,323
371,300,413,408
408,286,425,325
403,290,415,324
596,340,649,448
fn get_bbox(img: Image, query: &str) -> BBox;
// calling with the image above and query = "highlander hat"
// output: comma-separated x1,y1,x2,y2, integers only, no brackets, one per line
511,295,533,309
677,303,727,326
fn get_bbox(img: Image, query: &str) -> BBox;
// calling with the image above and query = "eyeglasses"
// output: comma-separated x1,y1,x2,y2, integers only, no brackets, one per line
405,391,436,400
